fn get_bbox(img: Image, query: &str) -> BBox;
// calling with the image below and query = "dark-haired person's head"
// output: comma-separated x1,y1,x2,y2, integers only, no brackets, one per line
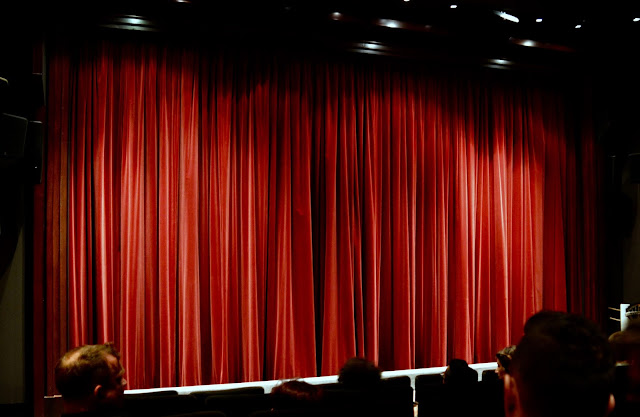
496,345,516,379
443,359,477,385
618,319,640,404
504,311,615,417
271,379,323,405
609,330,633,366
55,343,127,413
521,310,566,334
338,357,382,389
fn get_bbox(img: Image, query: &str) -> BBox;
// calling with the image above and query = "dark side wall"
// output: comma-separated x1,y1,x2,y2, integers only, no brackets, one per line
0,229,25,405
592,34,640,332
0,5,44,412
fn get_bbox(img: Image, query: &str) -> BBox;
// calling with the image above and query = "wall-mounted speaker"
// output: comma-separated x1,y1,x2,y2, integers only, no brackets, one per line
630,153,640,184
0,112,28,169
26,120,43,184
0,77,7,112
30,73,44,109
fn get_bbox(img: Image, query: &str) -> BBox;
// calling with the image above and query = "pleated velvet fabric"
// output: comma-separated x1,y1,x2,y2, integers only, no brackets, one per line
42,39,603,392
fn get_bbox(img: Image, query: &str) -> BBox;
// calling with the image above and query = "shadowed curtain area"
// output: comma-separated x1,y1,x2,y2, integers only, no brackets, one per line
40,38,603,392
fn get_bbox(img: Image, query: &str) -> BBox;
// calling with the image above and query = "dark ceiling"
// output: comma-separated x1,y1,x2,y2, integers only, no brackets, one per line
40,0,640,52
4,0,640,74
8,0,635,38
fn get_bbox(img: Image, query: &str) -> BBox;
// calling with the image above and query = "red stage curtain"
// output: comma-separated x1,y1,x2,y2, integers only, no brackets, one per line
42,39,603,391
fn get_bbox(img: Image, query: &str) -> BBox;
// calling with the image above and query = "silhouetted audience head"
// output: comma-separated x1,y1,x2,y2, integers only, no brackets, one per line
482,369,499,382
609,331,630,365
521,310,566,334
443,359,478,384
504,311,614,417
338,357,382,389
271,379,323,404
496,345,516,379
55,343,127,414
617,319,640,404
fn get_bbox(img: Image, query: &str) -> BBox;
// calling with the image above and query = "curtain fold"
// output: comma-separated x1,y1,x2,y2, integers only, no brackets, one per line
43,39,603,390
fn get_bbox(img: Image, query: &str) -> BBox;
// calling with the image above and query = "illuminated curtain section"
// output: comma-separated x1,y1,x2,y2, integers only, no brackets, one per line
43,39,603,391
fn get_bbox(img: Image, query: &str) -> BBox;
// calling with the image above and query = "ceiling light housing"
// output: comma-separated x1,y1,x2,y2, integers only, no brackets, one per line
494,11,519,23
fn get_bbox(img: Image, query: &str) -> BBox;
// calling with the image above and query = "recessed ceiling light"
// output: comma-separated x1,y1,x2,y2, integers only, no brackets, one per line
364,42,382,50
491,58,512,66
450,4,458,8
404,0,410,2
536,18,543,23
495,11,519,23
634,18,640,22
123,16,147,25
575,24,582,29
379,19,401,29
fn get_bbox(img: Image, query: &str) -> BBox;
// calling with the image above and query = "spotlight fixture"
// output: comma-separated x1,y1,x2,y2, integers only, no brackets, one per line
331,12,342,20
363,42,383,50
490,58,512,66
509,37,575,52
379,19,401,29
122,16,146,25
450,4,458,8
99,15,157,32
536,18,543,23
634,18,640,22
575,24,582,29
404,0,410,2
494,11,519,23
517,40,536,47
484,58,513,70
